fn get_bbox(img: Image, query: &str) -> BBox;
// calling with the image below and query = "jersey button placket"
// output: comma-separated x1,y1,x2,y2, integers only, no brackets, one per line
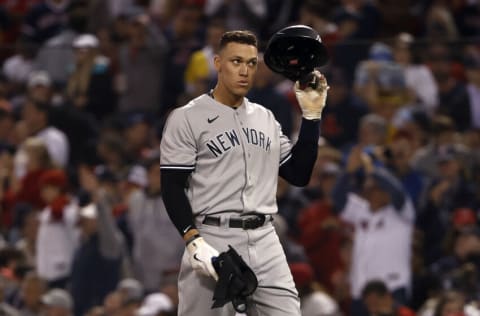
234,110,248,211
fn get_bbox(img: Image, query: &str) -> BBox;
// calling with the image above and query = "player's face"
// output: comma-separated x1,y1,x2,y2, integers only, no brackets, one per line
215,42,258,98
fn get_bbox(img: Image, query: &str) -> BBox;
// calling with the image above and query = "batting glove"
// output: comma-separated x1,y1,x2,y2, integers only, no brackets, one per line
294,70,329,120
187,236,219,280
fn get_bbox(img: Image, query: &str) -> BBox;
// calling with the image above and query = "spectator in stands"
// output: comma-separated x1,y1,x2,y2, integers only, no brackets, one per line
115,278,144,316
357,113,389,149
427,43,471,132
2,38,35,86
94,133,130,181
290,262,340,316
204,0,267,36
428,291,480,316
33,0,89,87
48,101,99,168
102,290,123,316
320,67,368,151
296,160,348,293
272,213,308,263
36,169,78,288
161,4,203,116
126,157,183,293
15,99,69,179
70,197,125,316
464,48,480,130
411,115,472,179
332,146,414,315
417,145,478,265
117,9,168,115
396,109,432,153
41,288,73,316
361,280,415,316
331,0,382,85
383,130,426,208
183,18,225,99
12,137,54,211
14,272,47,316
0,247,27,299
392,32,438,114
21,0,70,44
354,42,410,122
0,276,20,316
423,2,459,40
26,71,53,105
121,111,153,162
332,0,382,39
66,33,117,122
282,146,343,238
297,1,339,50
451,1,480,37
430,221,480,301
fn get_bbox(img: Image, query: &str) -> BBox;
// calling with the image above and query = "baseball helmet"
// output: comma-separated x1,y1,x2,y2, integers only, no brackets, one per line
264,25,329,82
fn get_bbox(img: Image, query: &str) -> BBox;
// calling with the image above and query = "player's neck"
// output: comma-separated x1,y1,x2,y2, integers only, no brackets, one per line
210,86,243,108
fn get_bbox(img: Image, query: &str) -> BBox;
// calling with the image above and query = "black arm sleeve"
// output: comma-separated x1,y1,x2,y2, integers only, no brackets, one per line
279,118,320,186
161,169,196,237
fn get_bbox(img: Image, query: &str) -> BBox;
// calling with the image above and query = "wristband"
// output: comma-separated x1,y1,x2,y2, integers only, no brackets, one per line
184,228,200,245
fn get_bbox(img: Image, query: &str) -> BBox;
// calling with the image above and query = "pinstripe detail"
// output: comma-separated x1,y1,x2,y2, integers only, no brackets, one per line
160,164,195,170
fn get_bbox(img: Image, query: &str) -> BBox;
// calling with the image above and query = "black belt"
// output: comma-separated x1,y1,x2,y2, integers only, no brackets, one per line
202,214,272,230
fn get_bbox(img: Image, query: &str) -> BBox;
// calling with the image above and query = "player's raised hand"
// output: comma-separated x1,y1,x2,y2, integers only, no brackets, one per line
294,70,329,120
186,236,220,280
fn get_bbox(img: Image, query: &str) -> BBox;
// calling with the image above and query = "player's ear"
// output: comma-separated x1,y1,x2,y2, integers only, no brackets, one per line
214,54,221,72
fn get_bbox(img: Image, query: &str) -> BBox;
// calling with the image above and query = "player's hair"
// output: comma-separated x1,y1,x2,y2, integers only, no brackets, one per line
219,30,258,50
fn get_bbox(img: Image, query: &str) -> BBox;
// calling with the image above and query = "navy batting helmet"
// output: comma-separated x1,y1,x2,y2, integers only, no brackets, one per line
264,25,329,82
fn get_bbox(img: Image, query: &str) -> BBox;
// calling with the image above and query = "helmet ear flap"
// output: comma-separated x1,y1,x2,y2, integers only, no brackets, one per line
264,25,329,82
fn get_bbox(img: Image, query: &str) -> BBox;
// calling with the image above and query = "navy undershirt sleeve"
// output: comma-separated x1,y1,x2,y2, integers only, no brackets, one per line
161,169,195,237
279,118,320,186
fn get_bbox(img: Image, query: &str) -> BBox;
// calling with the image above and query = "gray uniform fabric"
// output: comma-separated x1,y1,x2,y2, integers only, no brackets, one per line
160,93,300,315
160,94,292,215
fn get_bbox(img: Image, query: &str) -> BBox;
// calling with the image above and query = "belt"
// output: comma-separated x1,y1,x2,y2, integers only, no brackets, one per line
202,214,272,230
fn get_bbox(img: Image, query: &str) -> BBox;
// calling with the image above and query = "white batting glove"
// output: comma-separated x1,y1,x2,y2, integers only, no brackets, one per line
186,236,219,280
294,70,330,120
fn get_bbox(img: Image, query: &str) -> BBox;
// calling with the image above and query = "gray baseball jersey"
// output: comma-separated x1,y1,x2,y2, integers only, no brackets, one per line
160,93,293,215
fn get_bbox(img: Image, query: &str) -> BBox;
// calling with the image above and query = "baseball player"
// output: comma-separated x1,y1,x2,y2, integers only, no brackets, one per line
160,30,329,315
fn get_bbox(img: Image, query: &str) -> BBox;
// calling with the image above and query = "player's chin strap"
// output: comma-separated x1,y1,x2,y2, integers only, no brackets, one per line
211,245,258,313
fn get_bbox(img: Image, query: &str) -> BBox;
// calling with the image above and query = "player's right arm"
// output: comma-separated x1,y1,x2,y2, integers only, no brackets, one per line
160,108,219,280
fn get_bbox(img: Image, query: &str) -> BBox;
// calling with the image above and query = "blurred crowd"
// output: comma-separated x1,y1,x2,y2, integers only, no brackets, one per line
0,0,479,315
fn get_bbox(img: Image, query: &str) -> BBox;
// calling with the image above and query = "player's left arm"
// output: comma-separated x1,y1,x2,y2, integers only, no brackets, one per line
279,119,320,186
279,70,329,186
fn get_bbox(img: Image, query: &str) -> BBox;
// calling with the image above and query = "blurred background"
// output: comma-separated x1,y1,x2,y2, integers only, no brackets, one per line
0,0,479,315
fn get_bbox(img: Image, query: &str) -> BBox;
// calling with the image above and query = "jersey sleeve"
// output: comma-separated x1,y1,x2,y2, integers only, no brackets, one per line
160,108,196,171
278,120,293,166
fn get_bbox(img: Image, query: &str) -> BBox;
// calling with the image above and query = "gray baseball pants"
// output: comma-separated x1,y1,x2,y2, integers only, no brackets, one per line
177,215,301,316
